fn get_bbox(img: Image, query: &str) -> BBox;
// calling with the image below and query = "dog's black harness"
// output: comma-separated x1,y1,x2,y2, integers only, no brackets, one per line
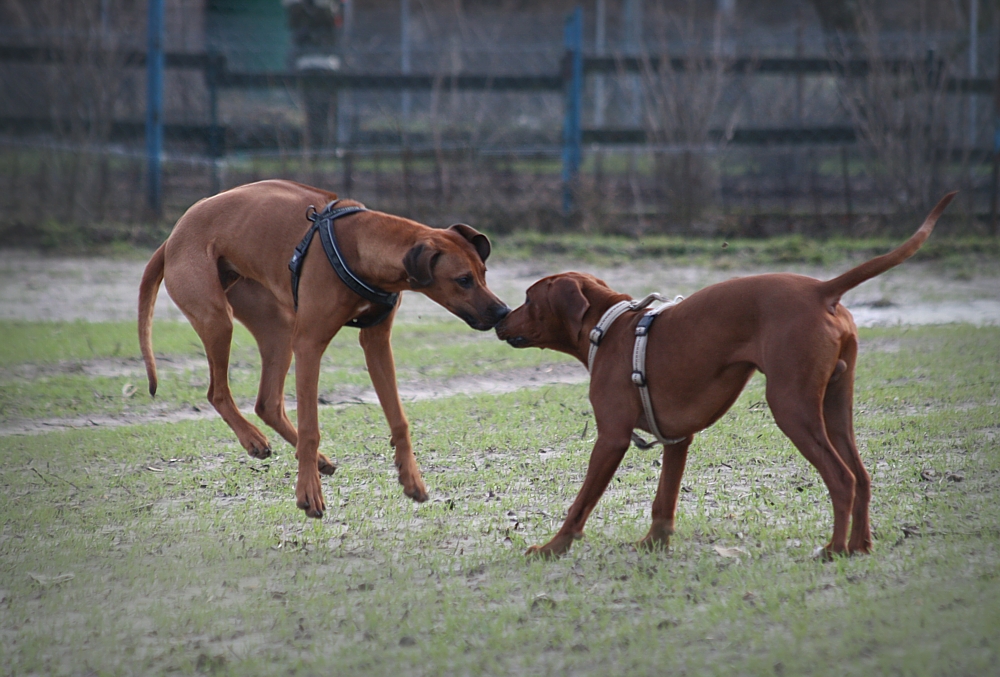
288,200,400,328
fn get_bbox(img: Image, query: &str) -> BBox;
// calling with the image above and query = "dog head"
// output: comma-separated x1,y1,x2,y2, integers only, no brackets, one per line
403,223,510,331
496,272,614,351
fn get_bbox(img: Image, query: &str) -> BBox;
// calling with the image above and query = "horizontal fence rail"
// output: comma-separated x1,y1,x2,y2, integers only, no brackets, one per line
225,71,564,92
1,23,998,234
2,45,993,92
0,44,212,69
4,47,992,154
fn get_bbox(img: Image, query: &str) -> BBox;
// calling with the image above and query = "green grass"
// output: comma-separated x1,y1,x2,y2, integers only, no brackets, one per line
0,324,998,676
0,319,209,366
0,319,570,422
498,231,1000,270
5,223,1000,272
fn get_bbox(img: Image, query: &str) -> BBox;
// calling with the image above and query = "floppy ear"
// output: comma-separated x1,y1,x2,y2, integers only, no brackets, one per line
448,223,491,263
403,243,441,288
550,276,590,342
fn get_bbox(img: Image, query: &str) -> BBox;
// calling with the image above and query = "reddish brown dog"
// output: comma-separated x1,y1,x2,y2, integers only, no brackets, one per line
496,193,955,559
139,179,509,518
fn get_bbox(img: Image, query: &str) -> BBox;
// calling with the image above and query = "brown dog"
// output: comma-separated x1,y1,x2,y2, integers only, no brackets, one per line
496,193,955,559
139,179,509,518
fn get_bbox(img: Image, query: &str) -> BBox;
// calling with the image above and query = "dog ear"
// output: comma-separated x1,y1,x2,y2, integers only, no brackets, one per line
403,243,441,288
550,276,590,341
448,223,491,263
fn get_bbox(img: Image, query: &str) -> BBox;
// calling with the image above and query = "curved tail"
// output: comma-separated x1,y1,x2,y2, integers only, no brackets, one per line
819,192,957,303
138,244,166,396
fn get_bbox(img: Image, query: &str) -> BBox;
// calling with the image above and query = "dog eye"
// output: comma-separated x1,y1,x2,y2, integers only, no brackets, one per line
455,275,473,289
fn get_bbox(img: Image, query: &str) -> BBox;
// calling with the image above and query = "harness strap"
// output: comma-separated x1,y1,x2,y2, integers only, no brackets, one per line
587,293,666,372
632,302,687,446
587,300,632,372
587,292,686,447
288,200,400,328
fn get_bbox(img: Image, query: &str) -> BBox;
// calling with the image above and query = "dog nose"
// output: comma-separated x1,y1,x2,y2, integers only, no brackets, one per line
490,305,511,332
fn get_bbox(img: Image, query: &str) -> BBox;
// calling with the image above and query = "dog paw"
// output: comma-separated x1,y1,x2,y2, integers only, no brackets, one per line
404,483,429,503
847,542,872,556
636,536,670,553
239,426,272,459
397,465,428,502
317,454,337,476
524,545,556,560
295,472,325,519
525,535,574,559
248,445,272,460
525,545,565,560
637,521,674,552
812,544,850,561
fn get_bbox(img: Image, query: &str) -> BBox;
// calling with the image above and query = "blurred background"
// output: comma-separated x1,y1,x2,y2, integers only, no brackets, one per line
0,0,996,243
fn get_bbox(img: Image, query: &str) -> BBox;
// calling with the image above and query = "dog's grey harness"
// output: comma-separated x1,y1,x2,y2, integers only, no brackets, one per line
288,200,400,328
587,293,687,448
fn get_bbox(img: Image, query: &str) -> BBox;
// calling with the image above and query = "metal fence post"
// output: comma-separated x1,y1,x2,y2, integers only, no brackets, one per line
401,0,412,127
145,0,165,216
562,6,583,218
992,36,1000,236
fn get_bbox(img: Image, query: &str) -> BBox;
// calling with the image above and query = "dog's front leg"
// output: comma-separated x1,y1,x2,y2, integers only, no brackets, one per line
292,334,329,518
526,430,632,559
359,319,429,503
638,437,692,552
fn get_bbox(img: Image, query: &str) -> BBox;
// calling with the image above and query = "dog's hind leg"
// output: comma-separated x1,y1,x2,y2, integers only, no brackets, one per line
638,437,692,552
229,278,343,468
766,376,856,557
359,313,428,502
227,278,338,476
165,258,272,459
823,340,871,554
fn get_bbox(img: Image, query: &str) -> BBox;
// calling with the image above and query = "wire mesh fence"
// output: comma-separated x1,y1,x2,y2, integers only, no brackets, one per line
0,0,996,242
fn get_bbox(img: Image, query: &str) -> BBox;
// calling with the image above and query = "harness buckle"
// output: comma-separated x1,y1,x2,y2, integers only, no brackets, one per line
631,370,646,387
589,326,604,346
635,314,656,336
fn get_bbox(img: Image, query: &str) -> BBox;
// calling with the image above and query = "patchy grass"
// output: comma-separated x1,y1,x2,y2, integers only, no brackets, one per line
7,230,1000,274
0,325,998,676
0,319,572,422
498,231,1000,273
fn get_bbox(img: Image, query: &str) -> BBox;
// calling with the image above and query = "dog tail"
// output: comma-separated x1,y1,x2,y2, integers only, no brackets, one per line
818,191,957,304
138,243,166,396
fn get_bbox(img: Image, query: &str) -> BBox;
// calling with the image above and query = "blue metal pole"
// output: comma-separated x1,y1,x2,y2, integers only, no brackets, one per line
401,0,412,126
146,0,165,215
992,37,1000,235
562,6,583,218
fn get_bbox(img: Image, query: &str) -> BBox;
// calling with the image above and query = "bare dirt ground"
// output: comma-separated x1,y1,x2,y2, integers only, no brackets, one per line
2,249,999,326
1,249,998,436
